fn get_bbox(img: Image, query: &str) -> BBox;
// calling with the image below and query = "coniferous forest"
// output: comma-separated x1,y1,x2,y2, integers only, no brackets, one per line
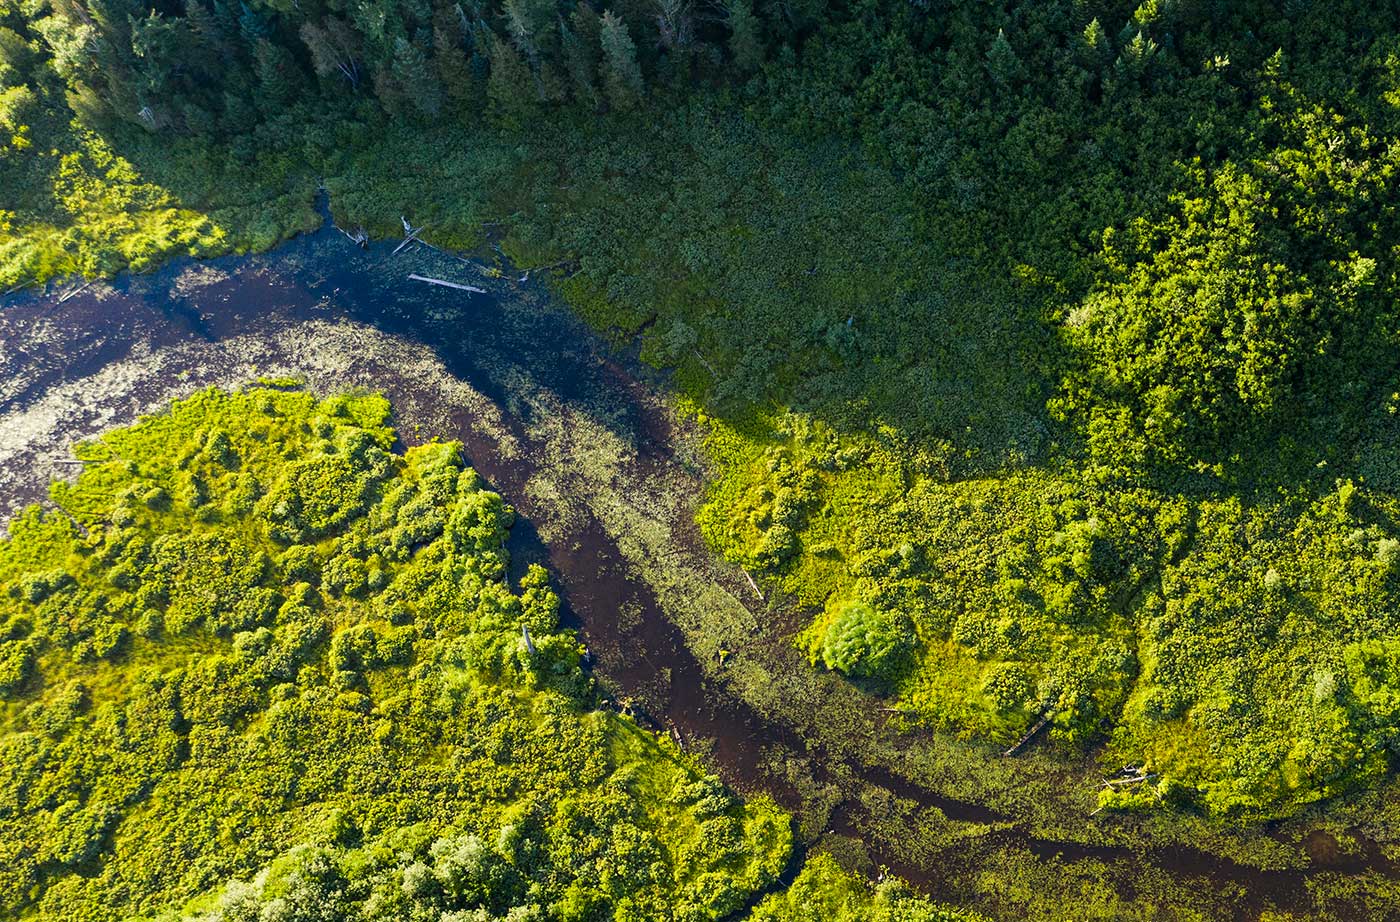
6,0,1400,918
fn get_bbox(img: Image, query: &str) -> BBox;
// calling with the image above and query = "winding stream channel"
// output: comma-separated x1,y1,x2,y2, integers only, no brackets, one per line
2,225,1398,920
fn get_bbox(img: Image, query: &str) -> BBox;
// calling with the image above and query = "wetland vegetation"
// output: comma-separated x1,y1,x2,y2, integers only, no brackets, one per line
0,385,978,921
6,0,1400,917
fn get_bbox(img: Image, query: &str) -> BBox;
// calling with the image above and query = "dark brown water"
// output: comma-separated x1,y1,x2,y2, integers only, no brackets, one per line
2,227,1396,921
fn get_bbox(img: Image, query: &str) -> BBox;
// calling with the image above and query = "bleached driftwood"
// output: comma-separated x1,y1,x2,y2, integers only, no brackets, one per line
392,216,426,256
408,274,486,293
337,225,368,247
1100,765,1153,788
57,281,93,304
742,568,764,602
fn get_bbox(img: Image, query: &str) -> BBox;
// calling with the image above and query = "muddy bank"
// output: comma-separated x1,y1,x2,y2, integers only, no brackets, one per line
2,228,1397,921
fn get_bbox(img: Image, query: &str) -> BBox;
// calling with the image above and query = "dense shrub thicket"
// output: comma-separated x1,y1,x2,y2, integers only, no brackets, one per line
7,0,1400,819
748,854,979,922
0,387,825,921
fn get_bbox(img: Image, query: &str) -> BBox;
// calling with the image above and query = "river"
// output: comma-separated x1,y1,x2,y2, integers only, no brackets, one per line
2,225,1397,921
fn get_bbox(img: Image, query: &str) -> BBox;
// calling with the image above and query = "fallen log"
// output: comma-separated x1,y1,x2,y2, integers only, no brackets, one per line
337,225,368,247
1003,709,1054,757
408,274,486,293
57,280,93,304
741,568,764,602
391,216,426,256
516,259,577,282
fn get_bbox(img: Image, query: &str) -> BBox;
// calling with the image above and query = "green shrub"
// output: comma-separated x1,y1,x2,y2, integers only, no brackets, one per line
818,601,913,683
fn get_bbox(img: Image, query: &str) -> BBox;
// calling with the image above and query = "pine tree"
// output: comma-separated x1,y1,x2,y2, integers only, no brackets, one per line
212,0,241,50
372,66,406,117
0,27,32,88
220,88,257,131
129,12,181,108
238,3,269,43
1079,18,1111,68
432,8,477,109
486,30,536,127
392,36,443,117
724,0,762,74
252,37,299,107
301,20,361,89
1115,30,1158,80
559,15,598,108
536,59,567,103
182,0,230,60
985,28,1021,88
599,10,642,111
180,100,217,134
502,0,554,66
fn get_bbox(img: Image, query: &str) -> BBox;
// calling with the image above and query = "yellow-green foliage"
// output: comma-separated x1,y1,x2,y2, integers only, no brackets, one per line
0,131,232,287
701,405,1400,819
8,0,1400,835
0,387,791,921
747,854,982,922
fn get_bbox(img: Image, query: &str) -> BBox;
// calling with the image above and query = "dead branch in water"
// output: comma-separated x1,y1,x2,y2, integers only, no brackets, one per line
337,225,368,247
408,274,486,293
1003,709,1054,757
392,216,426,256
57,281,93,303
742,568,764,602
517,259,578,282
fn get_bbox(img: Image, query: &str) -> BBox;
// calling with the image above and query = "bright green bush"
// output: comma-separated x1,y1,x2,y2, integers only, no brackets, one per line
748,853,981,922
816,600,912,684
0,387,792,921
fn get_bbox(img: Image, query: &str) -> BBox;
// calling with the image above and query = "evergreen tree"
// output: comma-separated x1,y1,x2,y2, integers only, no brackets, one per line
599,10,642,111
986,28,1021,88
536,59,567,103
0,26,32,87
725,0,762,74
392,36,443,117
238,3,269,43
1079,17,1111,69
183,0,230,60
1115,30,1158,80
559,14,598,108
212,0,241,51
486,30,536,127
502,0,554,66
432,7,477,109
372,66,406,117
301,18,362,89
128,12,181,116
180,100,217,134
220,87,258,131
252,37,299,107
